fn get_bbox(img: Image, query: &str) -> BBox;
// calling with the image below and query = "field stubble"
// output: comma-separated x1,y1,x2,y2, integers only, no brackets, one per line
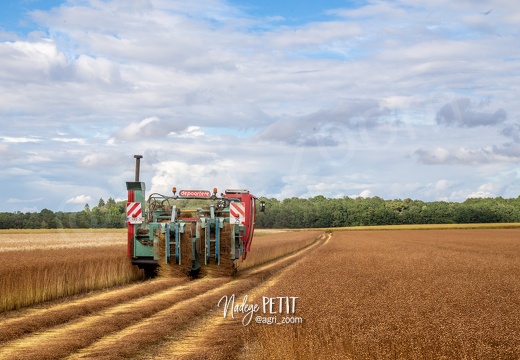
2,228,517,359
240,229,520,359
0,230,323,359
0,230,142,312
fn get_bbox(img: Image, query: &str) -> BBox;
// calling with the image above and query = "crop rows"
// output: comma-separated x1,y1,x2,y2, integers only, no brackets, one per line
0,245,143,312
240,229,520,359
1,228,517,359
0,230,323,359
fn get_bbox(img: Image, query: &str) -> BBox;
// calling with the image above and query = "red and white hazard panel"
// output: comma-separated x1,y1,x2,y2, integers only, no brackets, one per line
229,202,245,225
126,202,144,224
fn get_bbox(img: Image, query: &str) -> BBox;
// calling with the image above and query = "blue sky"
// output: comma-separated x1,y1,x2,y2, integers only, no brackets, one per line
1,0,63,33
1,0,520,213
228,0,359,24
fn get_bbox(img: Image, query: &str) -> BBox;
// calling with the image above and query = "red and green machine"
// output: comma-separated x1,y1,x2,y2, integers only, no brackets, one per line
126,155,264,277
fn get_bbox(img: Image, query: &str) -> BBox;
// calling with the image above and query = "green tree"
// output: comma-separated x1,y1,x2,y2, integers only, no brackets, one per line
39,209,56,228
106,197,116,208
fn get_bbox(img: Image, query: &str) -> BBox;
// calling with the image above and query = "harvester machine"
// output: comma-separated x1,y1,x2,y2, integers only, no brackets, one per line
126,155,264,277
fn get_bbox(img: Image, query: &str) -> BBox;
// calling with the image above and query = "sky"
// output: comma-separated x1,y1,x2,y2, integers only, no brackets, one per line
1,0,520,213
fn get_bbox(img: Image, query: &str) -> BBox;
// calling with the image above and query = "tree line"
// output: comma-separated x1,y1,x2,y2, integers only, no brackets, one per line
0,198,126,229
1,196,520,229
255,196,520,228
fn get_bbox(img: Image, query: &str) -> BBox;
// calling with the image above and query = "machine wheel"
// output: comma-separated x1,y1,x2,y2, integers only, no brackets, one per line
143,265,158,278
189,268,201,278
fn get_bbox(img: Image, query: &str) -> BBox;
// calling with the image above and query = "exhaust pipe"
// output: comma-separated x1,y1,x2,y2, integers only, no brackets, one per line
134,155,143,182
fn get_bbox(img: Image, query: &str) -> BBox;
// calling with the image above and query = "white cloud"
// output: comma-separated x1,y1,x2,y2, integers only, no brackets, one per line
4,167,34,176
467,189,495,199
467,182,503,199
51,137,87,144
1,0,520,212
171,126,205,138
26,153,52,163
435,179,450,191
354,190,372,199
269,21,363,49
114,117,162,141
114,116,188,141
0,39,66,83
149,159,243,196
73,54,122,84
66,195,93,204
81,153,122,167
0,136,42,143
436,98,507,127
415,145,520,165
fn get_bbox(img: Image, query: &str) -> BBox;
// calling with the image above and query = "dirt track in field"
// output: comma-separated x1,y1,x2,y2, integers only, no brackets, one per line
0,232,328,360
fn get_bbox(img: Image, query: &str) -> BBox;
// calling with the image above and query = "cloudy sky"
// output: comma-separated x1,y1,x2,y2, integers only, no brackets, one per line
1,0,519,213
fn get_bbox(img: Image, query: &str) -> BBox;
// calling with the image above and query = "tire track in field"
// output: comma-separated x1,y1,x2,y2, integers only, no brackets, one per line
0,233,327,360
144,232,332,360
68,232,330,360
0,278,187,344
0,277,229,360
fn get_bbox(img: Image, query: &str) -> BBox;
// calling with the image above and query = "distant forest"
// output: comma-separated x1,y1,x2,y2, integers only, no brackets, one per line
1,196,520,229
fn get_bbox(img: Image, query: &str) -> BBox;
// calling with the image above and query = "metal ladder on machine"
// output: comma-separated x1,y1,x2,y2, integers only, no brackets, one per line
203,217,221,265
231,222,244,260
164,206,181,265
164,222,181,265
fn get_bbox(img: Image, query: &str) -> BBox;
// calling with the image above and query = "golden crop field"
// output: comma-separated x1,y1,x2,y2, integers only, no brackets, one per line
240,228,520,359
239,230,318,269
0,226,518,359
0,229,318,313
0,229,127,251
0,229,323,359
0,229,142,312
